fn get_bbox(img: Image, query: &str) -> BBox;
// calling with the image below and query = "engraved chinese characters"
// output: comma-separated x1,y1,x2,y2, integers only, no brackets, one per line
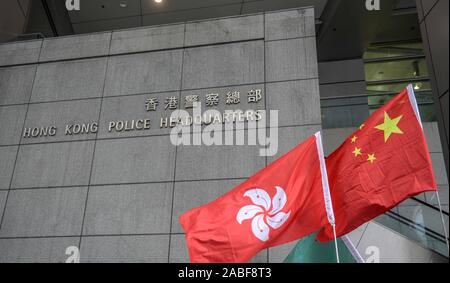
22,88,264,138
145,89,263,111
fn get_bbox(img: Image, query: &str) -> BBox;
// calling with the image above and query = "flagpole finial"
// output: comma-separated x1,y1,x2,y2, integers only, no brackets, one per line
406,84,423,129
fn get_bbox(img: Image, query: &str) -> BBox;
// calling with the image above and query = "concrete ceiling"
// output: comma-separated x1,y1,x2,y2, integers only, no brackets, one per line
316,0,420,61
67,0,328,34
11,0,422,63
65,0,420,62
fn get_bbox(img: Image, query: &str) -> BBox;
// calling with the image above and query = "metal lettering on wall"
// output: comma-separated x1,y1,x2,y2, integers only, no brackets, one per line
22,89,264,139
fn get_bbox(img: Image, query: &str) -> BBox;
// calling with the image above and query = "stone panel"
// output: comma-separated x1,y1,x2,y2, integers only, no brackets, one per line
11,141,95,189
110,24,185,54
0,187,87,237
80,235,169,263
0,105,27,145
0,237,79,263
0,40,41,66
0,191,7,220
266,79,321,127
182,41,264,89
0,146,18,190
31,58,107,102
265,8,315,40
169,234,189,263
266,37,318,82
0,65,36,105
175,135,265,181
185,14,263,46
91,136,176,185
104,50,183,96
39,32,111,61
83,183,172,235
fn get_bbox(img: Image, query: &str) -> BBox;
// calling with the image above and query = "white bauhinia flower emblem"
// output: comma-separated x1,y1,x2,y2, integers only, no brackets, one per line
236,186,291,242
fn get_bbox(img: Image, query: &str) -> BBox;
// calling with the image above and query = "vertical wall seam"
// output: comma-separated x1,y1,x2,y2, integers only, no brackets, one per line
0,39,44,233
77,31,113,255
167,22,187,263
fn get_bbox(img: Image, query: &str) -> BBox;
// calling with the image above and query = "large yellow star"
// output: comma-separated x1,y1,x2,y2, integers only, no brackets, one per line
352,147,362,157
375,112,404,142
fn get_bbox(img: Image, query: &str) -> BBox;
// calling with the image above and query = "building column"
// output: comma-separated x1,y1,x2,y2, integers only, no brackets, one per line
417,0,449,180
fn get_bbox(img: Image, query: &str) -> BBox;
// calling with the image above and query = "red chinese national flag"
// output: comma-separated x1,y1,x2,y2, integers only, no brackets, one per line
180,134,330,263
317,86,437,242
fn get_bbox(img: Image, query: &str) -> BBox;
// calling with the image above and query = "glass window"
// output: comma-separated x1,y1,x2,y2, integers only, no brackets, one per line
365,58,429,82
367,81,431,94
363,42,425,59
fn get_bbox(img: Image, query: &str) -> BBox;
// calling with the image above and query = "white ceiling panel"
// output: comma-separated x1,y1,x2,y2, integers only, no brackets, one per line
141,0,242,15
72,16,141,34
69,0,141,23
142,3,242,26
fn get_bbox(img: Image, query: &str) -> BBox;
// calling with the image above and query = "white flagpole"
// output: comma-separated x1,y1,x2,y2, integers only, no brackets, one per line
315,131,340,263
407,84,449,252
406,84,424,129
435,190,450,252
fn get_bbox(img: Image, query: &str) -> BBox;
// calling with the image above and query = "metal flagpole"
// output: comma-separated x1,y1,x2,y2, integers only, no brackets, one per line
315,132,340,263
332,224,340,263
435,190,449,252
407,84,449,253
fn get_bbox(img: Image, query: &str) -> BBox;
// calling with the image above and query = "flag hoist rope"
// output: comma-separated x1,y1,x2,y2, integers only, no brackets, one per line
407,84,449,253
315,132,340,263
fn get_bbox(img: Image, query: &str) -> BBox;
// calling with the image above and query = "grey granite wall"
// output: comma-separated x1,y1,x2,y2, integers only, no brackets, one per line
0,7,320,263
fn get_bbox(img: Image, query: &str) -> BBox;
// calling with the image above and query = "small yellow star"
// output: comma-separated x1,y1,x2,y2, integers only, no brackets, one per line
375,112,404,142
367,154,377,164
351,136,358,143
359,124,365,130
352,147,362,157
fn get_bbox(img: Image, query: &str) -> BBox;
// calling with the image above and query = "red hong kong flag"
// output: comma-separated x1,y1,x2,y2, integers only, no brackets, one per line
317,85,437,242
180,133,335,263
